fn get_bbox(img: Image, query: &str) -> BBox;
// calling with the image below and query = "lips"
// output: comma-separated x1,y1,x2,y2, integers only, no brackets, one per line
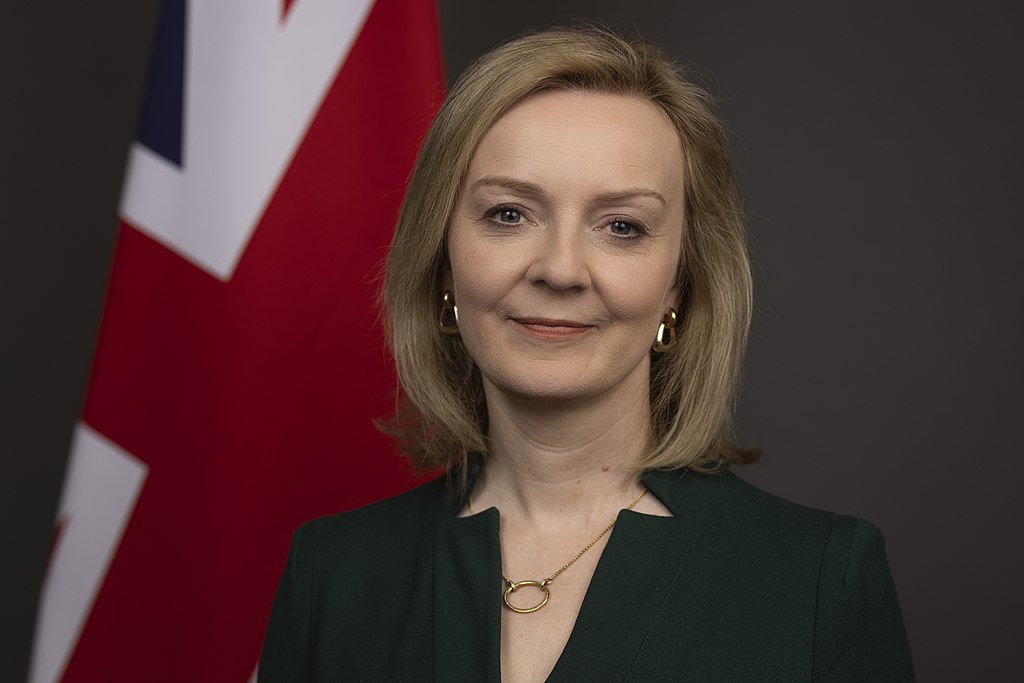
512,317,594,340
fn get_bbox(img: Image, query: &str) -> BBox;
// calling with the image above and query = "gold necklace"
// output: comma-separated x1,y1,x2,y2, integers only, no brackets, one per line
468,486,648,614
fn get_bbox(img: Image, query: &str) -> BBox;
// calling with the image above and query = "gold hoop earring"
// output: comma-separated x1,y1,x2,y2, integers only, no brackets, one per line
438,290,459,334
652,308,677,353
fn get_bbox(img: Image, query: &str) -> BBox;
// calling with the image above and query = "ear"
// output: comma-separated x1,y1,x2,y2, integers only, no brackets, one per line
664,282,683,313
441,265,454,294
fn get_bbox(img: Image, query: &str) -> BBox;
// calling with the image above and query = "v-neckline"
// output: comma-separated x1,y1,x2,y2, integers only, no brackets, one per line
430,467,710,682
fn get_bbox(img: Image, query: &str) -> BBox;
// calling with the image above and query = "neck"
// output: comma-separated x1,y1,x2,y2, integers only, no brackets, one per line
474,371,652,522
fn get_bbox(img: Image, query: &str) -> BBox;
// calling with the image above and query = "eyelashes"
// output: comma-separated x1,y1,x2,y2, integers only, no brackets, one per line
484,203,525,226
607,219,646,239
481,203,650,241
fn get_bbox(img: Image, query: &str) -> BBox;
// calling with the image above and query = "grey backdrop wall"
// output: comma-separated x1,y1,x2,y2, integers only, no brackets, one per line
3,1,1021,681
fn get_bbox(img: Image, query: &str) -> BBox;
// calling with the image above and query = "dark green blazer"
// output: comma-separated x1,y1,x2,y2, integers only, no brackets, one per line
259,468,914,681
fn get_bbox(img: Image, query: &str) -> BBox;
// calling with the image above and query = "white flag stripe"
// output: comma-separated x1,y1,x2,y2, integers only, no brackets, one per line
29,423,148,683
120,0,376,281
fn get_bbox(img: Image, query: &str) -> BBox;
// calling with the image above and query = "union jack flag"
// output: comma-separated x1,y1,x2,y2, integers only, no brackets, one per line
30,1,442,680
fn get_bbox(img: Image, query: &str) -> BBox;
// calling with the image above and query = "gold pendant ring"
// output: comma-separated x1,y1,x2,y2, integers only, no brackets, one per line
502,579,550,614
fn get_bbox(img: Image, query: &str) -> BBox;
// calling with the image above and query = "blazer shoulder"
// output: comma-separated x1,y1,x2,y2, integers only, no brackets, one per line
259,477,448,682
813,510,915,679
699,470,897,565
696,467,840,537
702,470,914,678
298,475,447,557
684,469,906,592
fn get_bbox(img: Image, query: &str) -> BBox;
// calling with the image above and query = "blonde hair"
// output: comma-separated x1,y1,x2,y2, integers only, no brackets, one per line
380,25,757,474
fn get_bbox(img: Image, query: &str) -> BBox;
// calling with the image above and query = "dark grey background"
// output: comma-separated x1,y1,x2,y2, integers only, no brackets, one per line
3,1,1021,681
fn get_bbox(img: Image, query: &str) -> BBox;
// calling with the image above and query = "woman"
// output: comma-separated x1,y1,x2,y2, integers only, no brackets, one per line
259,26,914,682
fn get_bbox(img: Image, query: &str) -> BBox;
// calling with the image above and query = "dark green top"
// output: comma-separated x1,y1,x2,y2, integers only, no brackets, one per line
259,467,914,681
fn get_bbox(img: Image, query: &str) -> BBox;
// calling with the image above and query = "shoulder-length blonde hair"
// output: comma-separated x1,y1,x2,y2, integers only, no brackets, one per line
380,25,756,474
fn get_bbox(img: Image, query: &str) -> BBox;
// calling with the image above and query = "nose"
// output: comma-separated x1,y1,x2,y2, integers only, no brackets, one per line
524,223,591,291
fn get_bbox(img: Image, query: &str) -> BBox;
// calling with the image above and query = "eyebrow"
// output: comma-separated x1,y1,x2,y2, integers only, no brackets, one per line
469,175,668,207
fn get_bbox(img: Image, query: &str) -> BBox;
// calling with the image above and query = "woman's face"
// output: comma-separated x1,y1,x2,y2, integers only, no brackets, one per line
446,89,685,405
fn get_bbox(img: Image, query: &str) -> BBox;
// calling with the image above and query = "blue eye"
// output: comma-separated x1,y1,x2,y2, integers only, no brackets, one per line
498,208,522,223
486,205,524,225
609,220,638,236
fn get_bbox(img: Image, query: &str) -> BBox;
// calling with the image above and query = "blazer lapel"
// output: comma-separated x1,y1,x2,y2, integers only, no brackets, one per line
547,468,708,681
431,492,503,682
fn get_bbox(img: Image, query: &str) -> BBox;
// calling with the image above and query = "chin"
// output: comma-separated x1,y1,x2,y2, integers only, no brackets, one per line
486,369,612,404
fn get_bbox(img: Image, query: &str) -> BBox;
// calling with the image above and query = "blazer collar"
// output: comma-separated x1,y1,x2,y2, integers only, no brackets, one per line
548,468,708,680
430,462,712,682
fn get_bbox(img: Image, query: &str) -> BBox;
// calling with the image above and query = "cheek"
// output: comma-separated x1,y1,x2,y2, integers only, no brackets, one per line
450,246,498,306
601,254,680,325
447,230,517,324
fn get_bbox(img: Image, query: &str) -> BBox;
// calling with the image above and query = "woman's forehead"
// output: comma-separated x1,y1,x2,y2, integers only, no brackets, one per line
464,90,685,206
